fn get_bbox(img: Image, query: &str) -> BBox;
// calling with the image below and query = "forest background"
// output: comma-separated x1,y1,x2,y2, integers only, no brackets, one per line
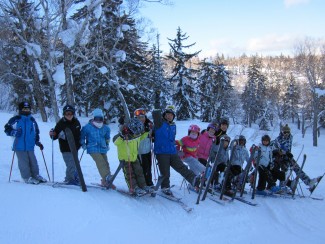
0,0,324,147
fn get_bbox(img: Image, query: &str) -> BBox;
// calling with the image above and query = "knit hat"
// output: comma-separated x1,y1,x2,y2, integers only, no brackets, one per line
282,124,290,133
93,108,104,118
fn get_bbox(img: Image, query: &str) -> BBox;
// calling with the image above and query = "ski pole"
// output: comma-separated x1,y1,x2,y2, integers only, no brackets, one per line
40,149,51,181
9,136,19,182
79,149,85,162
51,136,54,183
151,151,157,183
8,151,15,182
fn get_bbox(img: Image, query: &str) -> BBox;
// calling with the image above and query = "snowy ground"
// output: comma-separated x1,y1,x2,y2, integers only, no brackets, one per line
0,111,324,244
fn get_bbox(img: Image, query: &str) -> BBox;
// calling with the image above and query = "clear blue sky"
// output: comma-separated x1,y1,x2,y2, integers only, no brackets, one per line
139,0,325,57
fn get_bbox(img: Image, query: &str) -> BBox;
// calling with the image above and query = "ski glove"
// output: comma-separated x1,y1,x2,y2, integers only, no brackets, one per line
36,142,44,150
10,129,22,137
49,128,57,137
286,151,293,159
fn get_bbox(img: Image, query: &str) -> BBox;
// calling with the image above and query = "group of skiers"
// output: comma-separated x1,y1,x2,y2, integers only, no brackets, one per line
4,99,322,198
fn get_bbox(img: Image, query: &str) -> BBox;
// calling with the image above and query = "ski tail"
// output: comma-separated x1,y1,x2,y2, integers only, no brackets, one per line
201,139,225,201
106,160,124,189
251,149,262,199
239,146,257,197
220,140,237,200
291,154,307,197
65,128,87,192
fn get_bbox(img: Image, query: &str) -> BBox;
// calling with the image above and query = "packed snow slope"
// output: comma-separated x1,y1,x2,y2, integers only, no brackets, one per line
0,111,324,244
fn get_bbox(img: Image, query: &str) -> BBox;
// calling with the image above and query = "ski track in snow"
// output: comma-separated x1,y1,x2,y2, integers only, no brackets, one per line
0,111,324,244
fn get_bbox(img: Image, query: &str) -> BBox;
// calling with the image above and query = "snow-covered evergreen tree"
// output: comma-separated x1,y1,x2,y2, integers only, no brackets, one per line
197,59,232,122
242,56,269,129
71,0,150,121
281,73,300,122
166,27,200,120
147,37,170,110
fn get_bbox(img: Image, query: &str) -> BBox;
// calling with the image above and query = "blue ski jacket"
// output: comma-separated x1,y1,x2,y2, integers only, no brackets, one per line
152,109,177,155
4,115,40,151
80,120,110,154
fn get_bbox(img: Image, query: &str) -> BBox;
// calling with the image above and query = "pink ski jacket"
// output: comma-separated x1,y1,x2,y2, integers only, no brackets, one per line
197,132,216,160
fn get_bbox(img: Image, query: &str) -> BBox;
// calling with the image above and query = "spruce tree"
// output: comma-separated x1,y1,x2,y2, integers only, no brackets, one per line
166,27,200,120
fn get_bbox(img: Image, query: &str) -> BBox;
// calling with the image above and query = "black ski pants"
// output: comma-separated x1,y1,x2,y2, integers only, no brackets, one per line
156,154,196,189
138,152,154,186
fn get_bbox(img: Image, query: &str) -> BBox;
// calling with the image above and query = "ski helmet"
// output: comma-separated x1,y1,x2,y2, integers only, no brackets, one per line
282,124,291,134
238,135,246,145
63,105,75,115
18,101,31,110
18,101,31,115
207,123,218,131
261,134,271,144
220,135,231,143
162,105,176,121
127,118,144,135
188,124,200,134
134,108,146,117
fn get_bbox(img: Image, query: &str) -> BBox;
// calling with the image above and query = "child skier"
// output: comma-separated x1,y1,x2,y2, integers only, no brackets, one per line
80,108,112,187
224,135,250,195
197,123,217,166
255,135,280,195
152,91,201,196
176,124,206,176
275,124,322,192
208,135,231,189
4,101,47,184
49,105,81,185
134,108,154,187
113,118,153,196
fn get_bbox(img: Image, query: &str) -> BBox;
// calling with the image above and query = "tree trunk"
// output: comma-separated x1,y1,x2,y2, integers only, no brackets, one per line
61,0,74,106
45,69,60,122
312,95,318,147
28,57,47,122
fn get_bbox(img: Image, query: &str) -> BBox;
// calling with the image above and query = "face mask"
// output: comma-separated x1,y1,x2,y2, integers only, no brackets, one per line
93,121,103,128
189,133,198,139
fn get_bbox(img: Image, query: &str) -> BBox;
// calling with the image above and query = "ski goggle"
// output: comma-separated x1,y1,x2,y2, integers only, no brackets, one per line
166,105,175,111
94,117,104,122
134,109,146,116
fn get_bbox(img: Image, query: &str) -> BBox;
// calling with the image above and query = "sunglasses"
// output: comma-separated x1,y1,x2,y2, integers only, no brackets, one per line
94,117,104,122
283,131,290,134
64,112,74,116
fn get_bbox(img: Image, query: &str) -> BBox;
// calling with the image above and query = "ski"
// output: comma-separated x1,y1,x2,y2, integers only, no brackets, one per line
232,196,258,206
65,128,87,192
220,140,237,200
201,139,225,202
189,184,230,206
211,187,257,206
291,154,307,198
309,172,324,195
89,183,154,198
239,146,257,197
207,195,227,206
251,148,262,199
106,160,124,189
156,192,193,213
